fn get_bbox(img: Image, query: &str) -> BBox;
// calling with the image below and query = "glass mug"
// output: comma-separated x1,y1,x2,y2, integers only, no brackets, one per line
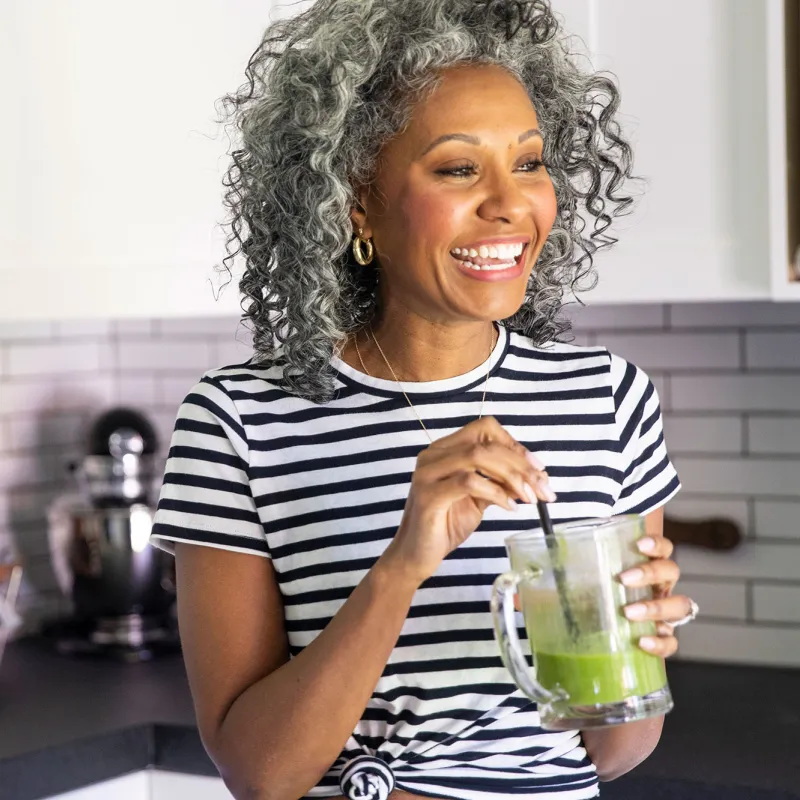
491,515,674,730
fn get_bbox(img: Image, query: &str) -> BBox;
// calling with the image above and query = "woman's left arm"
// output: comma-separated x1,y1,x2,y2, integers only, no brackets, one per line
581,507,692,781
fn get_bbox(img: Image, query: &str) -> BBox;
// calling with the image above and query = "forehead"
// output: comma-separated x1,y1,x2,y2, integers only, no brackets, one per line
409,64,540,140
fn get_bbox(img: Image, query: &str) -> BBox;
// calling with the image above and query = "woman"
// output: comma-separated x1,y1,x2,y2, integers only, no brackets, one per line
150,1,695,798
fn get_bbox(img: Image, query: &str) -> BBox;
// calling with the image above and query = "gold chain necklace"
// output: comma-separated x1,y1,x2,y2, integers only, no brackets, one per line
353,324,495,444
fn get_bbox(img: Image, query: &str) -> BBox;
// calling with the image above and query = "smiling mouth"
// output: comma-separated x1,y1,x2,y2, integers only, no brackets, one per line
450,243,529,271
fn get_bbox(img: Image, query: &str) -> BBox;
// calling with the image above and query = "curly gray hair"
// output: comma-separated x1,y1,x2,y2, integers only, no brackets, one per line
216,0,636,403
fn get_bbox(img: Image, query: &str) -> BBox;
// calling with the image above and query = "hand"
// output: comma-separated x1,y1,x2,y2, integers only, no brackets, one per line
381,416,555,586
619,534,691,658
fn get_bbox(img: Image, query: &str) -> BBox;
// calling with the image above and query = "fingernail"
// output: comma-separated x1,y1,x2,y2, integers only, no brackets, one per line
507,498,519,511
637,537,656,553
620,568,644,586
524,483,537,504
526,451,545,470
624,603,647,620
639,637,658,652
538,480,557,503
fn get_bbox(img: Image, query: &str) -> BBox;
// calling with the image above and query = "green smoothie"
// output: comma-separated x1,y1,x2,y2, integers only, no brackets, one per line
534,647,666,706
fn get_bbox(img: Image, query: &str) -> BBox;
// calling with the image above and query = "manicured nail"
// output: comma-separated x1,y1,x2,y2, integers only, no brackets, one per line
637,537,656,553
539,480,557,503
624,603,648,620
507,498,519,511
524,483,537,504
639,637,658,652
526,451,545,470
620,568,644,586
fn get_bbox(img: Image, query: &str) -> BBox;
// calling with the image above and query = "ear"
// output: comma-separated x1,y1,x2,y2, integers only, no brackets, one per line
350,185,373,239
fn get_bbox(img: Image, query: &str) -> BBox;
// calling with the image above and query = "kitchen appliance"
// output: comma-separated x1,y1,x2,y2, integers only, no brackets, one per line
44,407,179,661
0,562,23,673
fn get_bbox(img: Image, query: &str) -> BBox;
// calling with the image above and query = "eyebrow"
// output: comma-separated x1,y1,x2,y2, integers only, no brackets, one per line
420,128,543,156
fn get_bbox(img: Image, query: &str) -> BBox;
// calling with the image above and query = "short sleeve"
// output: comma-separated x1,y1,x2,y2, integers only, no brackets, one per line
610,354,681,516
149,374,270,558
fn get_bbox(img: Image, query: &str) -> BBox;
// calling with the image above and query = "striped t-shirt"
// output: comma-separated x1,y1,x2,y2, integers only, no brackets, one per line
151,322,680,800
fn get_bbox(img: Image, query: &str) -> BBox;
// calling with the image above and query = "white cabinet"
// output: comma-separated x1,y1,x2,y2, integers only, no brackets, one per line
1,0,796,319
1,1,275,321
555,0,797,304
41,770,233,800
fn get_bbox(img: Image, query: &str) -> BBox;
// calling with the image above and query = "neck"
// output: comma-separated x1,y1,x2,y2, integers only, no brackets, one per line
352,315,497,382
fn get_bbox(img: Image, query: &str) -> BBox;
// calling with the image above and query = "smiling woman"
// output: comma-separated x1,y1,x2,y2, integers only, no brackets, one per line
149,2,688,800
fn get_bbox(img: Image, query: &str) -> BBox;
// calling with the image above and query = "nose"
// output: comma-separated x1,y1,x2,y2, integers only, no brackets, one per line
477,167,535,225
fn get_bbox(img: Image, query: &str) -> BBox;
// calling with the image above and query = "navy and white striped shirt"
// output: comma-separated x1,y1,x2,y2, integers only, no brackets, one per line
151,322,680,799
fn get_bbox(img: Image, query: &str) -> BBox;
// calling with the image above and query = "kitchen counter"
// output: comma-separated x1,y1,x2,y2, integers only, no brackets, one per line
0,637,798,800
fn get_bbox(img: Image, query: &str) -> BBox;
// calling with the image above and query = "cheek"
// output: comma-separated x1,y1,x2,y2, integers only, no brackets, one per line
396,188,462,249
535,180,558,232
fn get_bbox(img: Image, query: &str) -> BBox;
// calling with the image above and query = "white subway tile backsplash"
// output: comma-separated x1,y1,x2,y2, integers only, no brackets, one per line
754,501,800,540
157,316,244,337
157,375,204,408
214,336,255,368
117,339,213,372
670,302,800,329
674,579,747,620
747,416,800,455
114,375,159,408
54,320,113,338
745,333,800,370
663,415,743,454
595,332,740,371
675,541,800,581
0,322,56,341
665,497,751,537
671,374,800,412
2,301,800,666
112,319,155,336
0,376,115,416
675,620,800,667
6,341,105,378
5,411,88,453
671,455,800,497
566,303,666,330
753,584,800,624
0,452,66,490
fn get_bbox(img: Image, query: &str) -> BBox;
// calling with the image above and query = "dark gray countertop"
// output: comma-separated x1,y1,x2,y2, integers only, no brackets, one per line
1,637,799,800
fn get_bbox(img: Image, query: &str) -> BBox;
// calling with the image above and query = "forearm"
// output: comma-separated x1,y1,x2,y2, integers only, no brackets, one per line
213,550,420,800
581,715,664,781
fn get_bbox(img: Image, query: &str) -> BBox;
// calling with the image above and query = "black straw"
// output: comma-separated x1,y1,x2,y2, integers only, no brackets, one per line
537,500,581,642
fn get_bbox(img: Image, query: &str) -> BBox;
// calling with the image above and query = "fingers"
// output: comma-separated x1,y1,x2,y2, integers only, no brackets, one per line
618,558,680,589
623,594,696,624
635,535,674,559
433,470,520,512
638,634,678,658
417,439,555,506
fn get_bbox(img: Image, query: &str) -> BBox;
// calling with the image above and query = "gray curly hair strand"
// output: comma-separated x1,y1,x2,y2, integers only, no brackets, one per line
216,0,637,403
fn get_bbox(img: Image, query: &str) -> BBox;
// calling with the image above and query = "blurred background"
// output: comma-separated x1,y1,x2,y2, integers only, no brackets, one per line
0,1,798,799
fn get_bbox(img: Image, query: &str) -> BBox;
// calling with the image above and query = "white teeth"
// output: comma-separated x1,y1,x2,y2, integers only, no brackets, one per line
488,246,498,258
469,248,478,257
460,259,517,271
478,245,489,258
451,242,527,262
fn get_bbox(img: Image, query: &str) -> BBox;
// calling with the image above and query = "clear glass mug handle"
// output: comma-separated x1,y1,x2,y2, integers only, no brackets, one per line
490,569,556,705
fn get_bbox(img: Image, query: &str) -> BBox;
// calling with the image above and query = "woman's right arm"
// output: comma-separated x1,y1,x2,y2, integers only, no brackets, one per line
176,417,553,800
175,541,421,800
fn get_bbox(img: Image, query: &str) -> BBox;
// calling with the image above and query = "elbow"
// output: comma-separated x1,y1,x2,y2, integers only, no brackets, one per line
584,717,664,782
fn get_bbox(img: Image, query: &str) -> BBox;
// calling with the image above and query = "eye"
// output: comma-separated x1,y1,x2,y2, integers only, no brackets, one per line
435,162,477,178
517,158,546,173
435,158,547,179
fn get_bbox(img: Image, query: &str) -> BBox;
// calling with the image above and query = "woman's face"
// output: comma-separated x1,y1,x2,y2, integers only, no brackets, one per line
356,63,558,326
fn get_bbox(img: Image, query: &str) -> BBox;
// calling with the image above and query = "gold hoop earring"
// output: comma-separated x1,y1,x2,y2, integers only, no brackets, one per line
352,228,374,266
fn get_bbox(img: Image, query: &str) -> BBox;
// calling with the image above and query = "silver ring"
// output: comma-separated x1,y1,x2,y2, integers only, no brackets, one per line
672,598,700,628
